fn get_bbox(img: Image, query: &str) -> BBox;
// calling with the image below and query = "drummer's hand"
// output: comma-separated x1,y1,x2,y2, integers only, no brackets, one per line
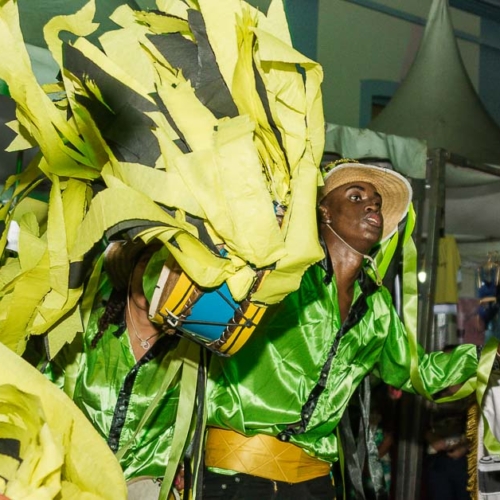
0,494,11,500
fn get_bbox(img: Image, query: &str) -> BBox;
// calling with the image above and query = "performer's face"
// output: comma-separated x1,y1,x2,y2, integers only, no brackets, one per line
321,181,383,253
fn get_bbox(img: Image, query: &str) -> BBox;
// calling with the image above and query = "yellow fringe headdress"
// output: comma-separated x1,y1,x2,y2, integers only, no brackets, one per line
0,0,325,357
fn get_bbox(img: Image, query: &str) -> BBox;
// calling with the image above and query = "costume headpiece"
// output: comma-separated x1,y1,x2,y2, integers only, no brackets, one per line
321,160,413,242
0,0,325,357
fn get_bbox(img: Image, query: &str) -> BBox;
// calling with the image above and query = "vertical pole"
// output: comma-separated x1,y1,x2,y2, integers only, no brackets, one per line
394,148,446,500
420,148,446,351
411,177,427,259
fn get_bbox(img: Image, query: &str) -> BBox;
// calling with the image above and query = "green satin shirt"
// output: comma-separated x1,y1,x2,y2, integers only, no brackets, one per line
75,323,182,480
48,280,183,482
206,264,478,463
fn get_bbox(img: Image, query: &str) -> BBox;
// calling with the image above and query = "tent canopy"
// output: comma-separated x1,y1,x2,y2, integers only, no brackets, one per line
324,123,427,179
369,0,500,172
368,0,500,240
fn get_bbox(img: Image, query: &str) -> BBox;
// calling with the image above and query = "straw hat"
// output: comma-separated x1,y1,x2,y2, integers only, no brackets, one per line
320,161,412,242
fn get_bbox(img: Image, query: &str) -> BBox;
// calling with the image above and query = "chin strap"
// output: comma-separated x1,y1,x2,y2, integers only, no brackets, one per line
324,224,383,286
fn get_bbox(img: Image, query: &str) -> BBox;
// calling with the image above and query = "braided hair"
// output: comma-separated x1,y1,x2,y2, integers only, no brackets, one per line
90,240,163,348
90,288,127,349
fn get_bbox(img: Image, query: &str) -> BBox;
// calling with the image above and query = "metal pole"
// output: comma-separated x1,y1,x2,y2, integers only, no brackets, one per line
411,177,426,258
394,148,446,500
420,148,446,349
445,152,500,179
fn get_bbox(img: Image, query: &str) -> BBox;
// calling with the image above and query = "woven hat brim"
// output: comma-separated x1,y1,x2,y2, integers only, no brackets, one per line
320,163,412,242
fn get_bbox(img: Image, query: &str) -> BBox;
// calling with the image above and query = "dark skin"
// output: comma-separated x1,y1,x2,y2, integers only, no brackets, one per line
318,181,383,322
319,179,500,360
127,247,162,361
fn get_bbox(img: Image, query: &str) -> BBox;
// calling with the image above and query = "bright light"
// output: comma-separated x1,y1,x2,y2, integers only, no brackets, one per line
418,270,427,283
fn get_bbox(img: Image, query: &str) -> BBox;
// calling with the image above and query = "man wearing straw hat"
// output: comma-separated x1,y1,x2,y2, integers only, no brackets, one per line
203,160,485,499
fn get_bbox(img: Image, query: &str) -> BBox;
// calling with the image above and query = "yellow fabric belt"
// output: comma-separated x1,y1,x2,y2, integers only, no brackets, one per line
205,428,332,484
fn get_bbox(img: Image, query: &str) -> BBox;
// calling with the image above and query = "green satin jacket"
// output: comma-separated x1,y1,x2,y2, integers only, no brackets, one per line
74,323,182,480
48,280,184,482
206,264,478,463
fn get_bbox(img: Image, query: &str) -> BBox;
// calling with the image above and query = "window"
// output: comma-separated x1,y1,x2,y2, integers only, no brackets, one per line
359,80,399,128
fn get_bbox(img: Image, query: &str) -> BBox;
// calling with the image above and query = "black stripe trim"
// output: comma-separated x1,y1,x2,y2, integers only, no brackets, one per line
106,335,176,452
277,270,378,441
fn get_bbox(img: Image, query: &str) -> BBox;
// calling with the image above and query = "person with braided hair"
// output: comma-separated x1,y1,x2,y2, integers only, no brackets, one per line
46,240,197,500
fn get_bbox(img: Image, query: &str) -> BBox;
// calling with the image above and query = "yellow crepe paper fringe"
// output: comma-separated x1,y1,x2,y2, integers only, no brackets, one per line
0,342,127,499
0,0,325,357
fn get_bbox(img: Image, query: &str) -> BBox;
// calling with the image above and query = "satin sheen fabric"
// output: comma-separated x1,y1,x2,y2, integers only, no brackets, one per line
55,278,182,482
207,264,478,463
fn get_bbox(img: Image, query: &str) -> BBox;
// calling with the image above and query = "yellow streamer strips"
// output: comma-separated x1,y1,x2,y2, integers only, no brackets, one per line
0,0,325,356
